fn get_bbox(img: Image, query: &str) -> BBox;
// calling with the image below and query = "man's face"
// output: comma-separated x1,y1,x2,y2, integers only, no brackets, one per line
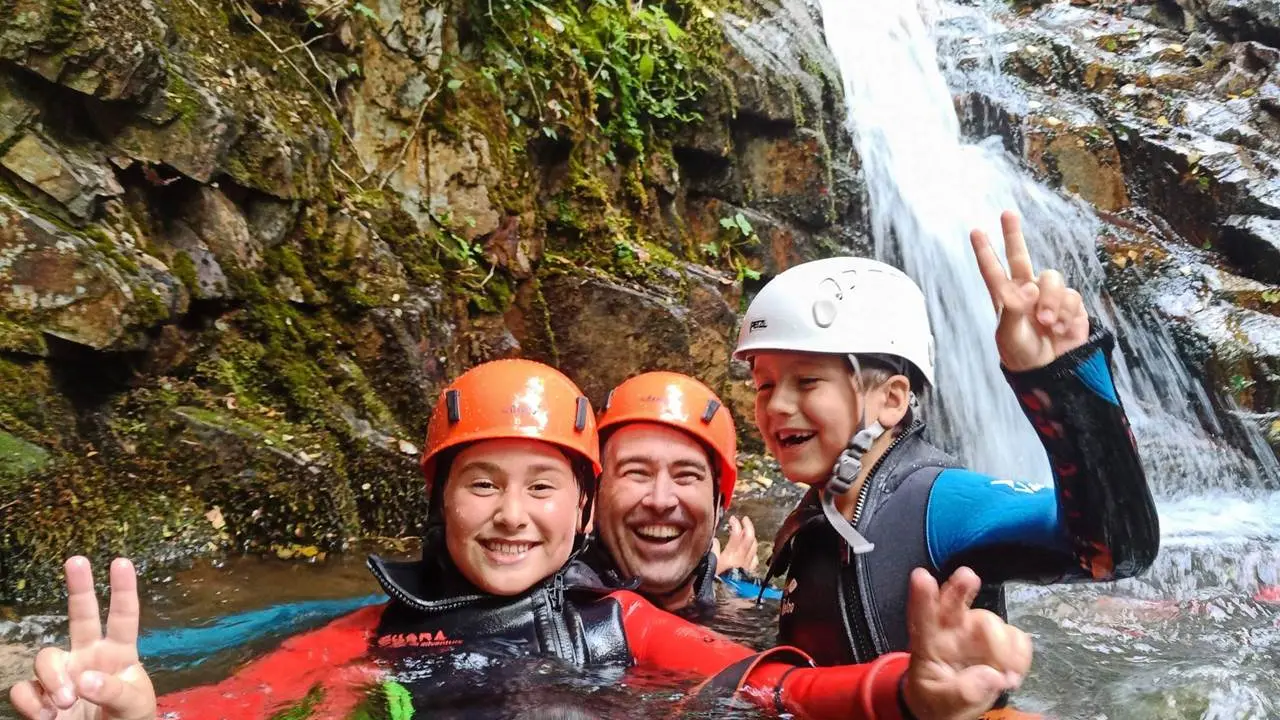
597,423,718,599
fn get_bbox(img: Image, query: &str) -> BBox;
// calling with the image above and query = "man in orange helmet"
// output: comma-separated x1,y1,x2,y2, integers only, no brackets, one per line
585,371,766,613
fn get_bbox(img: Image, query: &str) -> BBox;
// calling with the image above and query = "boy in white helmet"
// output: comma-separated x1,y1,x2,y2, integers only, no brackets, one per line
735,212,1159,670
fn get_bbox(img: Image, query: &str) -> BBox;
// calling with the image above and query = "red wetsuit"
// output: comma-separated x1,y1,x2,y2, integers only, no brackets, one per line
158,557,912,720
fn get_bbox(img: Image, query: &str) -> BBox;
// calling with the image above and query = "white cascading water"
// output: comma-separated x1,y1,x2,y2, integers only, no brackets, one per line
813,0,1280,507
812,10,1280,711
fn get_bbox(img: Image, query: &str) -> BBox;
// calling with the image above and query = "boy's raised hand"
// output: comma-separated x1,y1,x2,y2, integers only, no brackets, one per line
8,557,156,720
901,567,1033,720
971,210,1090,371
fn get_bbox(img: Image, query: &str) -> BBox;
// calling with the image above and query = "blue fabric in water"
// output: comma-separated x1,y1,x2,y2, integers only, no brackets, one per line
138,593,386,668
718,572,783,601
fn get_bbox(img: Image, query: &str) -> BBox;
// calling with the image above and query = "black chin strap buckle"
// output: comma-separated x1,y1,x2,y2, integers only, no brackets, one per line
827,421,885,495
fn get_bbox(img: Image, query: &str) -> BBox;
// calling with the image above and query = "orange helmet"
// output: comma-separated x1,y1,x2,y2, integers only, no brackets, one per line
597,372,737,508
421,359,601,492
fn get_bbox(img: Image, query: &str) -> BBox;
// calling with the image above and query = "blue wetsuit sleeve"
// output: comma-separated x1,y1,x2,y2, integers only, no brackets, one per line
925,469,1070,575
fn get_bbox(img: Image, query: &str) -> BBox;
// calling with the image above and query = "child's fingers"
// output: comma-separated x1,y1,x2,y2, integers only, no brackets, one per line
106,558,141,651
75,668,154,717
1056,289,1086,336
64,556,102,651
952,664,1008,710
9,679,55,719
938,567,981,624
33,647,75,709
906,568,942,642
969,229,1010,314
1001,211,1036,284
1034,270,1067,328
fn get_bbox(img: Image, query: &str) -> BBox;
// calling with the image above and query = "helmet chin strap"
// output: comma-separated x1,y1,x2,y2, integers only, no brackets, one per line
819,354,883,555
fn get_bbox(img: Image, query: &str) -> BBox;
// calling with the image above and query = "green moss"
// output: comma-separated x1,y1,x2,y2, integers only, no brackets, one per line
171,251,198,293
85,225,141,275
266,244,320,300
0,452,216,604
128,283,171,328
0,356,66,445
47,0,84,47
0,430,50,480
165,70,200,119
0,315,47,356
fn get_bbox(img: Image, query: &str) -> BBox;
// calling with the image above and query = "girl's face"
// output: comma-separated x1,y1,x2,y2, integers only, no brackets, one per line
443,438,585,595
750,351,887,486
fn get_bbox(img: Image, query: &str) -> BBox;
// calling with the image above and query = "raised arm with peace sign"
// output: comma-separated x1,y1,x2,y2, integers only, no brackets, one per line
8,557,156,720
970,210,1091,372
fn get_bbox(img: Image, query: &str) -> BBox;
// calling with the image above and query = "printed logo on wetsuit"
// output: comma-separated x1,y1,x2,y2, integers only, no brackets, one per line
990,478,1049,494
377,630,463,649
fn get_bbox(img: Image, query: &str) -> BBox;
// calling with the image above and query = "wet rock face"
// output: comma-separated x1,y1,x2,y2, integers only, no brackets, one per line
0,195,179,351
0,0,169,102
1220,215,1280,282
1177,0,1280,47
0,0,856,600
957,0,1280,454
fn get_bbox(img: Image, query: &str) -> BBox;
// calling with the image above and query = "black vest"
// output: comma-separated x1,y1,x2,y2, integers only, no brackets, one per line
766,423,1005,665
367,553,633,667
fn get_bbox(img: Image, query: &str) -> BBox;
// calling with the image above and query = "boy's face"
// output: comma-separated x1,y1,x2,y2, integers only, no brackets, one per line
751,351,885,486
597,423,718,601
443,438,585,596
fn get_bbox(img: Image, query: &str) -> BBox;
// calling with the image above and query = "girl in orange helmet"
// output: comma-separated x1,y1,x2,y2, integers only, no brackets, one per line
11,360,1033,720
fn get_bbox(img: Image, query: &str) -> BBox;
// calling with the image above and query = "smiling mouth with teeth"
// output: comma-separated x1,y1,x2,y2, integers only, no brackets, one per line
777,431,816,447
479,539,539,557
633,525,686,542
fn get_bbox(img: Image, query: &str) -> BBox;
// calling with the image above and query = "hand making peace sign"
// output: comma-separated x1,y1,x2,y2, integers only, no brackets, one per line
8,557,157,720
971,211,1091,372
901,567,1034,720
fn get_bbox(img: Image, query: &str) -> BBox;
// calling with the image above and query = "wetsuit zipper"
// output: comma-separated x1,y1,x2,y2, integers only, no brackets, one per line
368,560,487,614
842,420,924,661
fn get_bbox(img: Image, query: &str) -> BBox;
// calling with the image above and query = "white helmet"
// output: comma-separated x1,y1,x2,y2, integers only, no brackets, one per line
733,257,936,387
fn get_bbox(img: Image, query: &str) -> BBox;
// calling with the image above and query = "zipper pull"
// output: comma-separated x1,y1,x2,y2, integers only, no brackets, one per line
550,574,565,611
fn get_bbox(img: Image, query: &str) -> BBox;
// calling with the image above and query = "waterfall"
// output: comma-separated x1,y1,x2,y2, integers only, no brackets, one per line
812,0,1280,505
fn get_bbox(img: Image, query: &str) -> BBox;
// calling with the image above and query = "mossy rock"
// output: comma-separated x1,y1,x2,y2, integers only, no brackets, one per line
0,457,216,605
165,405,361,548
0,430,50,480
0,316,46,356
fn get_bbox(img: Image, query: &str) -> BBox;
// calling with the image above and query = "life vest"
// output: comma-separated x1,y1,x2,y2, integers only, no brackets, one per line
368,554,632,667
764,422,1004,665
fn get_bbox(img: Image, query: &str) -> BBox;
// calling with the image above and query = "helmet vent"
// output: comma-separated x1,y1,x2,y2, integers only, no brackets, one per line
701,399,721,424
445,390,462,424
574,396,589,431
602,388,615,412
